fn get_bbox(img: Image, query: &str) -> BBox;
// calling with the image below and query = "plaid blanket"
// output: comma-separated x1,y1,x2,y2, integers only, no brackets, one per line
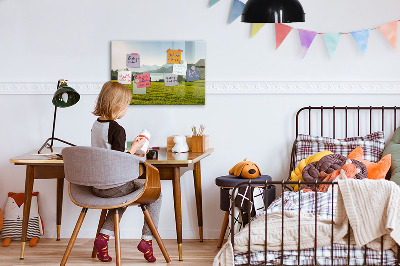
234,191,397,265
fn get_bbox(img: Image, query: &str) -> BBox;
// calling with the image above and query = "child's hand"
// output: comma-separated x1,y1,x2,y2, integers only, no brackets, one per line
134,148,149,157
129,137,147,155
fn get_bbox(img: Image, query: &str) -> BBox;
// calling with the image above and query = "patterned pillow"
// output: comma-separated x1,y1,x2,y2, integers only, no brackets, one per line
294,131,385,166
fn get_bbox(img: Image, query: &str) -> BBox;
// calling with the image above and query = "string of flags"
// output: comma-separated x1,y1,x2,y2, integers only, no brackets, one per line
209,0,399,58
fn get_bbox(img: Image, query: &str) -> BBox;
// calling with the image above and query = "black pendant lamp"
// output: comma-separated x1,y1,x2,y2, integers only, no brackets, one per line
242,0,305,23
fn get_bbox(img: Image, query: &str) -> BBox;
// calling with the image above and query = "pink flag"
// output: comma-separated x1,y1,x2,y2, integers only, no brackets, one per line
378,21,398,50
298,29,317,58
275,23,293,49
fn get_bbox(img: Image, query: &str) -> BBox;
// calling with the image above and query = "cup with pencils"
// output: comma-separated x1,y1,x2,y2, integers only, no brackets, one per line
191,124,209,152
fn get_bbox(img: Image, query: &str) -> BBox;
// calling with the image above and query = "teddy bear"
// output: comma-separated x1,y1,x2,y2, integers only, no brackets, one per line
1,192,44,247
172,135,189,153
229,159,261,179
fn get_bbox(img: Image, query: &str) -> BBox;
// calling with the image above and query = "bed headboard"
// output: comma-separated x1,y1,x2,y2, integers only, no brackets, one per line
290,106,400,179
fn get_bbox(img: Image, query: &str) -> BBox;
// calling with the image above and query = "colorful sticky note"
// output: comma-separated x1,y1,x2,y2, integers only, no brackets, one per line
166,49,183,64
173,63,187,76
186,67,200,82
126,53,140,68
165,74,178,87
117,71,132,85
136,73,151,88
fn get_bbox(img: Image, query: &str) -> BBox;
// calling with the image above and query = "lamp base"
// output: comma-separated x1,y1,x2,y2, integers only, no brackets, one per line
38,137,76,154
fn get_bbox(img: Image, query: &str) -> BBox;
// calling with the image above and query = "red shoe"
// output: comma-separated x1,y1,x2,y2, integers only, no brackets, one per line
137,239,156,262
94,233,112,262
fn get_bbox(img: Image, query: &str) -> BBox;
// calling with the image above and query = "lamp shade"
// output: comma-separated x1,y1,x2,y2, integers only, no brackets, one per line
52,84,80,108
241,0,305,23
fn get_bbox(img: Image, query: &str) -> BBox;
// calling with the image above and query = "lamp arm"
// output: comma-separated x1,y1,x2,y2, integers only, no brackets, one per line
50,105,57,148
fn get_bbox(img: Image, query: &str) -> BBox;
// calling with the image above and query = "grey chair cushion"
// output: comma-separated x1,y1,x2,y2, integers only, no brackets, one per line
69,180,145,208
62,146,145,188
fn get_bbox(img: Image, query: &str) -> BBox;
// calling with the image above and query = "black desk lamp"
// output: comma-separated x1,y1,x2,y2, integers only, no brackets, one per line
38,79,80,154
241,0,305,23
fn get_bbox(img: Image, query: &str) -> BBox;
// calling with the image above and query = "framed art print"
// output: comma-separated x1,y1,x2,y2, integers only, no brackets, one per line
111,41,205,105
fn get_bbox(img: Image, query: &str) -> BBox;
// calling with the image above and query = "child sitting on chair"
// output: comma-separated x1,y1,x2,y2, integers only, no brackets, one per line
91,81,162,263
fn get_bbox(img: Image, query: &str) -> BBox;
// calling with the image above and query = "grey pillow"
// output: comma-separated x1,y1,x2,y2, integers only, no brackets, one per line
382,126,400,184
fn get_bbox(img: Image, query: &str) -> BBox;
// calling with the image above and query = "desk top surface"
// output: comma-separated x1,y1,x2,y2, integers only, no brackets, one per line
10,147,214,166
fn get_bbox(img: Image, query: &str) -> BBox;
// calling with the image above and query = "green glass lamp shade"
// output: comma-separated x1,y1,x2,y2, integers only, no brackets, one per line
52,84,80,108
242,0,305,23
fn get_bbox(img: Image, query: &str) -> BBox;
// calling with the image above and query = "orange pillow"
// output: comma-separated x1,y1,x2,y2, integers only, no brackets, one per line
347,146,391,180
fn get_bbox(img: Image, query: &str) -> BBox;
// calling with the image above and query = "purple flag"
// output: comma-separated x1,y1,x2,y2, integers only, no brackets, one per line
298,29,317,58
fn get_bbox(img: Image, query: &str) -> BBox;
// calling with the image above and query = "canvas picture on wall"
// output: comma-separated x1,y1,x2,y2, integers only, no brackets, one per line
111,41,206,105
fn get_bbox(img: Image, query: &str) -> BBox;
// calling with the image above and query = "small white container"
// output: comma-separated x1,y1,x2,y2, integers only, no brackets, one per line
136,129,150,154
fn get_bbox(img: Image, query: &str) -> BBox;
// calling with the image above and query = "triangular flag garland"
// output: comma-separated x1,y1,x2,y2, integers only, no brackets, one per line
208,4,400,58
378,21,398,50
323,33,341,58
251,23,266,38
229,0,245,24
275,23,293,49
351,29,370,55
298,30,317,58
209,0,220,7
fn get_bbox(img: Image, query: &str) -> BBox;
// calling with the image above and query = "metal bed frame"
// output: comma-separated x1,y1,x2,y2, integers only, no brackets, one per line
230,106,400,266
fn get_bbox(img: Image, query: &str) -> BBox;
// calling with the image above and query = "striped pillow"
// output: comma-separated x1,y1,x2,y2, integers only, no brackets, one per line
1,217,41,240
294,131,385,166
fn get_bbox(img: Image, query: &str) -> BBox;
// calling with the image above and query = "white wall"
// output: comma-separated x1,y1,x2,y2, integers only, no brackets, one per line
1,0,400,240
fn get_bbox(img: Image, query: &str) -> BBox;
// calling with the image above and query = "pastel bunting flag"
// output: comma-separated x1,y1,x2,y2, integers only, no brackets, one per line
351,29,370,55
378,21,398,50
298,29,317,58
251,23,266,38
229,0,245,24
275,23,293,49
323,33,341,58
209,0,220,7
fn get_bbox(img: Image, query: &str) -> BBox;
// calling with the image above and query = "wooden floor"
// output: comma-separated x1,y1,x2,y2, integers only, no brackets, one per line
0,239,221,265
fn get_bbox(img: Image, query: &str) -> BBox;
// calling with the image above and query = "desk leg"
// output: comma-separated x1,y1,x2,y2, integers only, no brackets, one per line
193,161,203,242
56,178,64,241
20,165,35,259
172,167,183,261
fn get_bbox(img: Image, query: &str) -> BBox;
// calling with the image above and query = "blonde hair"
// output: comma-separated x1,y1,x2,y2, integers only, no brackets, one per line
93,81,133,120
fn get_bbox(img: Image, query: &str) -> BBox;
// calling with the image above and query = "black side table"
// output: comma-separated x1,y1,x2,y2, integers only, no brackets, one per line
215,175,275,248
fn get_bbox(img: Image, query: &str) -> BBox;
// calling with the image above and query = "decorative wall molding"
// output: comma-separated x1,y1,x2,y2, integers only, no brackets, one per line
1,81,400,95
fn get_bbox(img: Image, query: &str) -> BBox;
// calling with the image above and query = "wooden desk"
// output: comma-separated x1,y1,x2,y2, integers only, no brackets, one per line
9,148,64,259
10,147,213,261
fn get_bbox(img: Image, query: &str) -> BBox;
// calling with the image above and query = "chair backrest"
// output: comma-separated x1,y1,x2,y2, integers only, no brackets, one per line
62,146,145,187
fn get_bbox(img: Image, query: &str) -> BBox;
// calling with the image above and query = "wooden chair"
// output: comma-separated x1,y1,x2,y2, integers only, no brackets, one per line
60,146,171,265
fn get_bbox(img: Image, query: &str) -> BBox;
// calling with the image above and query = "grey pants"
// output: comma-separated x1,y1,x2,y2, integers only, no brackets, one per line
92,180,162,240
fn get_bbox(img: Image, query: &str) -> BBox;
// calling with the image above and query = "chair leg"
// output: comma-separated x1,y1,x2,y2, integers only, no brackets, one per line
60,208,88,266
217,211,230,248
141,205,171,263
114,209,121,266
91,209,108,258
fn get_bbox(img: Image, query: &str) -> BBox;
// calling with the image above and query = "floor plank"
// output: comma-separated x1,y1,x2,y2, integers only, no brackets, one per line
0,239,221,265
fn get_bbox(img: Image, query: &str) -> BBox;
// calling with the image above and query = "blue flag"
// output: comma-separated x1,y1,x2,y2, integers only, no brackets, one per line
229,0,245,23
351,29,370,55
